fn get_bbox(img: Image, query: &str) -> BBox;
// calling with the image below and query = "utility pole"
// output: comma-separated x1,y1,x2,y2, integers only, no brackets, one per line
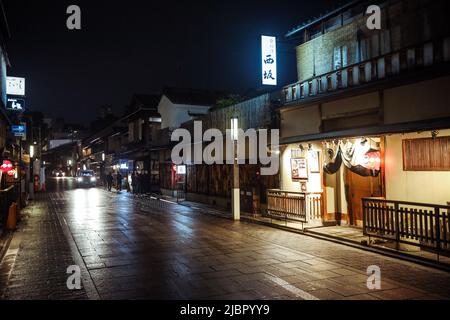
231,117,240,221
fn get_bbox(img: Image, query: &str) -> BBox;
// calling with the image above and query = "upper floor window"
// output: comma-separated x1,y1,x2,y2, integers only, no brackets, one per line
333,45,348,70
403,136,450,171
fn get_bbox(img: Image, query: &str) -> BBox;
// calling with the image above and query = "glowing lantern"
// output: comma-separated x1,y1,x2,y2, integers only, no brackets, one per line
364,150,381,171
1,160,14,174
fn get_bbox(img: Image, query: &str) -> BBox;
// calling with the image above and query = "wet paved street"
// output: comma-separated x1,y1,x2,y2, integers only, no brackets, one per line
1,178,450,300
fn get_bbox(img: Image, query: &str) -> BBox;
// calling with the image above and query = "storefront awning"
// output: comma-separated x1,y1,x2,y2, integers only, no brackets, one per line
280,116,450,145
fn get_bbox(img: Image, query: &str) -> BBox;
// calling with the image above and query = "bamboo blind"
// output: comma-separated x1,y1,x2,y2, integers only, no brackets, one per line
403,136,450,171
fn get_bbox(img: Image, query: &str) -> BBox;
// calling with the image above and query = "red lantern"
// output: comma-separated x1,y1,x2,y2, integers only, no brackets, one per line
364,150,381,171
1,160,13,174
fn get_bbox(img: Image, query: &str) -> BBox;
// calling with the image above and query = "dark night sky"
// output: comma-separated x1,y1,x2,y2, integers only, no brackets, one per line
4,0,332,125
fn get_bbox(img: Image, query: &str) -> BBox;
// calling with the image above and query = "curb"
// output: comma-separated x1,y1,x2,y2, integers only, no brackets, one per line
0,230,13,264
129,195,450,273
240,216,450,273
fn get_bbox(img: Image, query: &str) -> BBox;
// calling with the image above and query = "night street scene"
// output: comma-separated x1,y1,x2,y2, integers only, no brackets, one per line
1,0,450,311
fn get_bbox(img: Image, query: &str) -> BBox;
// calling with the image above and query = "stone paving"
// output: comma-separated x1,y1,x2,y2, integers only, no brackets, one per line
1,180,450,300
0,197,88,299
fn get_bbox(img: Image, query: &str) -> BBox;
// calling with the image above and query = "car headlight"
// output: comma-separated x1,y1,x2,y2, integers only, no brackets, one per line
90,177,97,182
77,177,83,182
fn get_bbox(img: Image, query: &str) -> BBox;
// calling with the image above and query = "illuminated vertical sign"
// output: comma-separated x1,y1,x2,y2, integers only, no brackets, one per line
261,36,277,86
6,77,26,96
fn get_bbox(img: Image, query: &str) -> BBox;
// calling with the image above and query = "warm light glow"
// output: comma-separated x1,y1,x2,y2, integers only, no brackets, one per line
177,165,187,175
1,160,13,173
29,145,35,158
102,153,105,161
231,117,238,141
71,188,102,226
365,150,381,171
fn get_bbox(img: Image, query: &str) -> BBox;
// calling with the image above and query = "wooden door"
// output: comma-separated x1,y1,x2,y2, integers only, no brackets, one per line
346,169,383,226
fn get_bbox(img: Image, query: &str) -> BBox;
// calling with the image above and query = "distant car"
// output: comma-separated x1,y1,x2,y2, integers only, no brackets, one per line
54,170,66,177
76,170,97,188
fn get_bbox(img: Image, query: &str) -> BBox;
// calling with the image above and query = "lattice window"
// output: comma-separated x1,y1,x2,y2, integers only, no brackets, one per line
403,136,450,171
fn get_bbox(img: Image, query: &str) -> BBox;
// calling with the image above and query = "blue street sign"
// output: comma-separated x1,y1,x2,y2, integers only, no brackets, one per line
11,125,26,137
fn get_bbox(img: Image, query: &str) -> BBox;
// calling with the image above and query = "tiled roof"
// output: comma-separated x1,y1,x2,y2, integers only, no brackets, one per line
163,87,226,106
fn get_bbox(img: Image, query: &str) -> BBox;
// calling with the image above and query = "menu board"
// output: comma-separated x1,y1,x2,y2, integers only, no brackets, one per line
291,158,308,180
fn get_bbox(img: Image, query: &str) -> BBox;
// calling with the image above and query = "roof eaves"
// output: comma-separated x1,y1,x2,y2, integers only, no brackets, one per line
285,0,362,38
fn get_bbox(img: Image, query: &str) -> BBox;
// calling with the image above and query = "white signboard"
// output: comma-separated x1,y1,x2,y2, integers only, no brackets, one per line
261,36,277,86
177,165,186,175
6,77,26,96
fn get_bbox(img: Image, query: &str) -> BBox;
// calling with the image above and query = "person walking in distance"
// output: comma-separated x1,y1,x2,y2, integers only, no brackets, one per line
116,172,123,192
106,172,113,192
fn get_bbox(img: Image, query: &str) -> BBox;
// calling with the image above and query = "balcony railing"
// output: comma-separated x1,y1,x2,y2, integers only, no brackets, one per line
282,37,450,104
362,198,450,255
265,189,323,224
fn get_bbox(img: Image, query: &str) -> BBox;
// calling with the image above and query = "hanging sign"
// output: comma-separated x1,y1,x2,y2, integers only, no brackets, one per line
6,97,25,111
261,36,277,86
6,77,26,96
11,124,26,137
11,124,27,138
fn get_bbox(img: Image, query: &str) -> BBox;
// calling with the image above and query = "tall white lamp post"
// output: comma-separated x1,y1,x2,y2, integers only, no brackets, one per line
231,117,240,221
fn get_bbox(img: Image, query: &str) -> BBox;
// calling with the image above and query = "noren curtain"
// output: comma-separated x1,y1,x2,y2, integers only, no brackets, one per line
323,138,380,177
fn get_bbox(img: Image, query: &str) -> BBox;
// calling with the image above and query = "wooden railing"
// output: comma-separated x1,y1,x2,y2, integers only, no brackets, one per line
362,198,450,254
266,189,323,223
282,37,450,104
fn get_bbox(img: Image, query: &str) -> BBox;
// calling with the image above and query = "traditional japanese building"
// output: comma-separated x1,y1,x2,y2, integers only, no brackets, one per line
156,87,226,197
179,91,280,211
0,0,10,168
268,0,450,253
117,94,162,192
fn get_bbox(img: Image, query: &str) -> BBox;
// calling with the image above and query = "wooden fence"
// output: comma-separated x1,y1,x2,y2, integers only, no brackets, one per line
266,189,323,224
362,198,450,254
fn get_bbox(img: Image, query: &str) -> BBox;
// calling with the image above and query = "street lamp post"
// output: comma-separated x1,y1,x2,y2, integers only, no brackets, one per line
231,117,240,221
28,144,34,200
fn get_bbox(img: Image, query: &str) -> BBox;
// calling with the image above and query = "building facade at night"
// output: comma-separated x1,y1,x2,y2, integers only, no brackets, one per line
178,92,280,212
268,0,450,253
0,1,10,194
156,87,225,197
0,4,9,164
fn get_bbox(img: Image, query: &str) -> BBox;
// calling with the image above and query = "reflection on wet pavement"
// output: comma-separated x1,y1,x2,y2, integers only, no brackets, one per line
2,178,450,300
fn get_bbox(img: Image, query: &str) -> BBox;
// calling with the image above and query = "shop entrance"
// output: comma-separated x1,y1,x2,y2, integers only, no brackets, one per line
346,168,383,226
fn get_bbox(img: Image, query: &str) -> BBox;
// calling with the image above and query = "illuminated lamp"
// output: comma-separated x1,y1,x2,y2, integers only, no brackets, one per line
365,149,381,171
1,160,13,173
